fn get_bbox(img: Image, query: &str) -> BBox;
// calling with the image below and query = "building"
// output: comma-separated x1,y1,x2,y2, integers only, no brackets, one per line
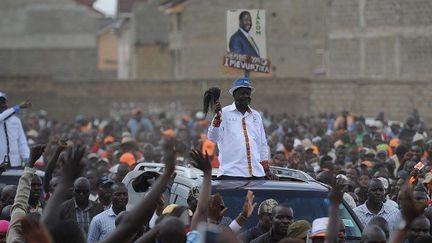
0,0,116,81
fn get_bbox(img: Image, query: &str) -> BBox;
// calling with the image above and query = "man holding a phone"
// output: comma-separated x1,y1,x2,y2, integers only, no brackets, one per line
0,91,31,168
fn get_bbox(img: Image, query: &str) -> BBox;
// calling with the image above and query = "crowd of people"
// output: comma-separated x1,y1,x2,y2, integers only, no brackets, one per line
1,79,432,243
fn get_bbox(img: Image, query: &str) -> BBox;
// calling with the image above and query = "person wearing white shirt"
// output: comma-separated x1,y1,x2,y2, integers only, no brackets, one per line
208,78,275,179
0,92,31,168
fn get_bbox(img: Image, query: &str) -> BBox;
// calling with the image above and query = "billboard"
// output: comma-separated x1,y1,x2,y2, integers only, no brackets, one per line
223,9,270,73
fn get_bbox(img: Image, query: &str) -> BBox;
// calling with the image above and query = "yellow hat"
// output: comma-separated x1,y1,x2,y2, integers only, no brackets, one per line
162,204,193,216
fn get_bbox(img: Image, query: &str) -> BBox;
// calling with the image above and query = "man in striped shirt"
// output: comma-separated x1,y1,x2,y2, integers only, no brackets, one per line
353,178,401,231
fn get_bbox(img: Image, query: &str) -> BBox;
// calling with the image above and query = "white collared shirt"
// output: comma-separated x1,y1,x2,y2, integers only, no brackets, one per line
208,103,269,177
353,201,401,231
0,107,29,167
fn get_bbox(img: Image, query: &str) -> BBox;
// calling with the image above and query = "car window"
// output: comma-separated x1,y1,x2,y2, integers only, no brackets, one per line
215,189,362,239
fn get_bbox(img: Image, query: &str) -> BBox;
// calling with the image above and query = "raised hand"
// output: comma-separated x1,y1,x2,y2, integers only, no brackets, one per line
19,100,32,109
208,193,228,224
162,138,177,174
241,190,257,218
62,145,86,182
21,216,52,243
399,181,425,225
189,149,212,175
329,177,346,205
215,101,222,118
29,144,46,168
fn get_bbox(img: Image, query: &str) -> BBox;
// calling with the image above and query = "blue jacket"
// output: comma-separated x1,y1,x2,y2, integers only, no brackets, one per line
229,29,260,57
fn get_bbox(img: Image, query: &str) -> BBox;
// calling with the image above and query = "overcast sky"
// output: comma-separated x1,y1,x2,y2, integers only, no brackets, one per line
93,0,117,16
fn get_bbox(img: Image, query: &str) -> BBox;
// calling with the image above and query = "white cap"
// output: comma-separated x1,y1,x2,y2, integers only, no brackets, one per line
310,217,329,238
0,92,7,100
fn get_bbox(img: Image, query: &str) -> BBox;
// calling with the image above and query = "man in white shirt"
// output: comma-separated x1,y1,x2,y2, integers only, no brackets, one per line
0,92,31,168
208,78,275,179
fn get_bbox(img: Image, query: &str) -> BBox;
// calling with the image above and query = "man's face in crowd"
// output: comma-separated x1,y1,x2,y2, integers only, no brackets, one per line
359,175,370,188
376,152,387,163
336,147,345,162
233,87,251,111
1,185,17,206
116,165,130,183
85,171,98,191
258,212,273,232
346,169,358,182
30,176,42,202
48,177,59,194
284,137,295,151
98,183,112,202
239,12,252,33
410,145,423,161
134,111,142,120
271,153,288,167
74,178,90,207
409,217,430,242
404,161,416,174
413,191,429,210
111,184,128,210
367,180,384,204
272,206,293,235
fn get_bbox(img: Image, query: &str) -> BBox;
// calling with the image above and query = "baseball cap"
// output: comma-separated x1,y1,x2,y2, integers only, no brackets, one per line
310,217,329,238
286,220,311,239
361,160,374,168
0,92,7,100
258,199,278,215
98,176,114,187
377,177,389,190
88,153,99,160
162,204,193,216
119,152,136,167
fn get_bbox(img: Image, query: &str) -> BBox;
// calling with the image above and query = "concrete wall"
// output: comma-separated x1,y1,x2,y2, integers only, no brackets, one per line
2,76,431,123
327,0,432,80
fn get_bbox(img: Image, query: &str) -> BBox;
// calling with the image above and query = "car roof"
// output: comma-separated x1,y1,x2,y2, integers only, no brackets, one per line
1,168,45,177
128,163,328,193
211,179,328,192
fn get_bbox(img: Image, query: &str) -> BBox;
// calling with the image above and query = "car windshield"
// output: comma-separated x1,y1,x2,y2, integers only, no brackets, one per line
215,189,362,239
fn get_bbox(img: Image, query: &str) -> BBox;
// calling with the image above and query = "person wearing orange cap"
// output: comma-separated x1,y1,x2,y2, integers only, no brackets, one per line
104,136,114,145
119,152,136,168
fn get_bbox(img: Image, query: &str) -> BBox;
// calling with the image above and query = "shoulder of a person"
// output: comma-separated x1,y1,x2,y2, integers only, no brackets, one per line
250,231,269,243
91,201,104,210
250,109,262,117
353,203,366,212
60,198,74,208
93,210,107,220
222,104,235,111
6,115,20,122
383,202,400,212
